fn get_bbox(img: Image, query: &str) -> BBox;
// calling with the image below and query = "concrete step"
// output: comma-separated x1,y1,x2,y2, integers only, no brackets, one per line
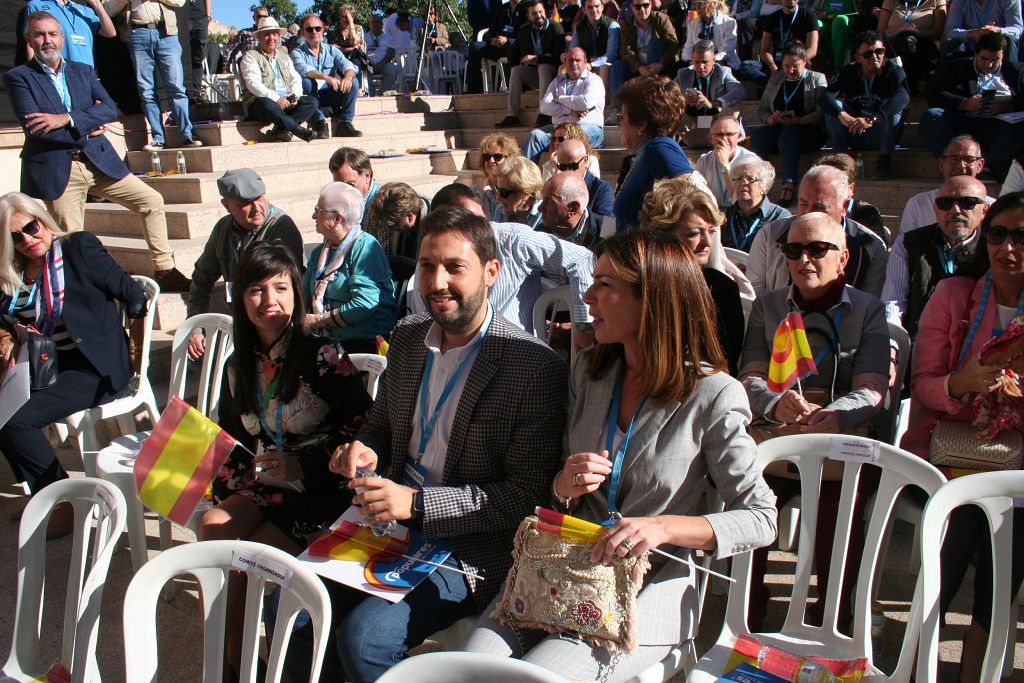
126,129,456,174
453,91,538,111
0,127,24,148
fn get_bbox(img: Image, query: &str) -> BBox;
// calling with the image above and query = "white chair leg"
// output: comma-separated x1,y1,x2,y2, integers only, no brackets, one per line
1004,587,1022,678
778,500,799,552
76,429,98,479
124,489,150,572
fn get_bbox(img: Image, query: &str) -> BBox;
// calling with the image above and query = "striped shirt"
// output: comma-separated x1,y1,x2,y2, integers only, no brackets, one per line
8,287,73,350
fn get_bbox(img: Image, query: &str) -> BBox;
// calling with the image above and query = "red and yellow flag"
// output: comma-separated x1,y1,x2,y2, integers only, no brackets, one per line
133,397,238,525
535,508,606,544
376,335,390,357
307,521,410,562
767,312,817,393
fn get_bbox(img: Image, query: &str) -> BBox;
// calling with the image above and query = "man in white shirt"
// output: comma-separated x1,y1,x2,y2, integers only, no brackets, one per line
370,11,410,94
694,113,757,208
899,135,993,233
524,46,605,163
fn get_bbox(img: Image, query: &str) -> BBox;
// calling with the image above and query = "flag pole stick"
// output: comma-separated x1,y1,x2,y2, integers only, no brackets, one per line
650,548,736,583
338,535,484,581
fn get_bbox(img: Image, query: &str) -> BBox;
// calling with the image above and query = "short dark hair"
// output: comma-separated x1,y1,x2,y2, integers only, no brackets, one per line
957,191,1024,279
420,206,497,264
298,13,322,29
781,39,808,61
522,0,546,11
430,183,484,210
854,30,883,50
976,30,1006,54
328,147,372,175
25,11,60,32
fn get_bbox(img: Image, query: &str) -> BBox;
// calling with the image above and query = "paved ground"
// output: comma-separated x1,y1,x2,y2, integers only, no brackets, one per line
0,444,1019,682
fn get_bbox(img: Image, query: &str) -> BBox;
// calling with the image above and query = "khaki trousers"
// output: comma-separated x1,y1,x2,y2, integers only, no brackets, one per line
47,158,175,271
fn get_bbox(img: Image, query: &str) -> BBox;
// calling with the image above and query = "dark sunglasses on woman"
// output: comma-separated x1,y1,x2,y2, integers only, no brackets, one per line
496,187,517,198
779,240,840,260
984,225,1024,247
10,219,41,244
481,153,506,163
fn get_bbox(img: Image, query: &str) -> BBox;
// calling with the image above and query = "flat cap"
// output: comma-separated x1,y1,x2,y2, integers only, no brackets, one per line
217,168,266,202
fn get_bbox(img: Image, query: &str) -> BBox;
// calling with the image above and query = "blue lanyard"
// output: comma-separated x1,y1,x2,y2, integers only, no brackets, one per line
936,243,954,275
955,273,1024,370
601,372,647,525
55,1,84,35
977,72,997,92
902,0,924,22
779,8,798,52
255,389,285,452
781,71,805,110
310,45,329,74
698,17,714,39
810,307,843,367
861,74,875,108
316,227,361,281
728,212,761,251
416,317,492,457
6,277,39,316
531,23,546,54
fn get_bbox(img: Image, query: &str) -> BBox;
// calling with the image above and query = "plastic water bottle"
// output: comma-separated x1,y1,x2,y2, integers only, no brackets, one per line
355,466,397,536
151,152,161,174
871,602,887,657
176,151,187,175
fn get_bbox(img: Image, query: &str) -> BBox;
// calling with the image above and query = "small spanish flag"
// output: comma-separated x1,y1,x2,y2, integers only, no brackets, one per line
308,520,410,562
376,335,390,357
535,508,606,544
133,397,238,525
767,312,817,393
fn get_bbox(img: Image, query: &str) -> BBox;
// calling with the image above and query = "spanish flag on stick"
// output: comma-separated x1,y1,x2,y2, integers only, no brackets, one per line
767,312,817,394
536,507,606,543
133,397,238,525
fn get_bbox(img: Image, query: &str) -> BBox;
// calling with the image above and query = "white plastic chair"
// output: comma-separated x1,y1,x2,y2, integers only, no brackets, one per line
1,478,127,683
123,540,332,683
58,275,160,478
376,651,567,682
689,434,946,682
739,292,754,330
479,29,508,92
917,471,1024,683
95,313,234,571
723,247,749,271
430,49,465,95
531,285,576,352
348,352,388,400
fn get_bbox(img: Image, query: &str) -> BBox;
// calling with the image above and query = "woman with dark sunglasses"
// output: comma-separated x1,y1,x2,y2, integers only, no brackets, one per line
901,191,1024,683
0,192,146,537
477,133,523,221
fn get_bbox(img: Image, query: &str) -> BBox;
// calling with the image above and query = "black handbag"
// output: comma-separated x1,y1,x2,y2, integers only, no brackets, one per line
2,315,58,390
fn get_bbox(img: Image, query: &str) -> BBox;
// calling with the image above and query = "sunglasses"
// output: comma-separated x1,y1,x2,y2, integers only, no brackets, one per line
934,196,985,211
481,152,505,162
305,25,325,32
779,240,840,260
496,187,517,198
633,3,651,7
859,47,886,58
984,225,1024,246
10,219,41,245
556,158,585,171
552,136,567,143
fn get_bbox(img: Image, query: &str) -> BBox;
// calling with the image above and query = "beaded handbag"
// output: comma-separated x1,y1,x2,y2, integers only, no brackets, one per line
494,516,650,654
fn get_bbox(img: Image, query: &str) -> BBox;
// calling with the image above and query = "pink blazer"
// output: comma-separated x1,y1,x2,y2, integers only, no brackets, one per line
901,276,999,458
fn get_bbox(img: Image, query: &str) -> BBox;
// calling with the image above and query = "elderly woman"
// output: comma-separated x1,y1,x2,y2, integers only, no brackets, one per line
749,41,828,207
693,113,757,209
877,0,945,92
0,193,145,537
723,157,791,251
740,212,891,631
493,156,545,228
612,76,695,233
680,0,741,69
640,179,747,374
466,230,776,681
201,241,372,678
541,122,602,181
478,133,523,221
304,182,396,354
901,191,1024,683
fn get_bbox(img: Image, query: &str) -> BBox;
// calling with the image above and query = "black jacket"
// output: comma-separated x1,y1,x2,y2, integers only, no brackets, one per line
927,56,1024,111
515,19,566,67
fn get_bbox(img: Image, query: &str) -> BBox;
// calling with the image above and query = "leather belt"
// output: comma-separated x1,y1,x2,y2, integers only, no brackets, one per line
70,151,83,161
132,22,163,29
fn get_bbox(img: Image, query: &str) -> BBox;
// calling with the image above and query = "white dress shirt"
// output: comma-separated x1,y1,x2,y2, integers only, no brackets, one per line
538,70,606,127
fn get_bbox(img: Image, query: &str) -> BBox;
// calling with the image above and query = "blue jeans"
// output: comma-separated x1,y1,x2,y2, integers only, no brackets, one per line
823,110,903,154
372,60,402,94
279,557,477,683
525,123,605,162
738,59,770,89
750,123,826,183
128,26,193,143
609,38,665,96
302,77,359,122
919,107,1024,182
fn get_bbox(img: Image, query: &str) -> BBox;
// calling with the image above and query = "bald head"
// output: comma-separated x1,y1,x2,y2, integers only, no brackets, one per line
541,172,589,233
555,139,589,178
934,175,988,244
454,196,486,218
790,212,847,248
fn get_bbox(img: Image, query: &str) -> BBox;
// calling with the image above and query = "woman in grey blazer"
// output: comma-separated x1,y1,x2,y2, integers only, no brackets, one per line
466,231,777,681
749,41,828,207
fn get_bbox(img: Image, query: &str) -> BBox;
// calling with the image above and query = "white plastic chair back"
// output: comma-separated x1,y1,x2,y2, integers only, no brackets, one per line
123,540,332,683
168,313,235,422
60,275,161,477
348,353,388,400
2,478,127,683
690,434,947,682
431,50,465,95
376,651,567,682
739,292,754,330
872,322,911,445
723,247,749,271
531,285,575,351
917,471,1024,683
303,241,320,264
478,28,508,92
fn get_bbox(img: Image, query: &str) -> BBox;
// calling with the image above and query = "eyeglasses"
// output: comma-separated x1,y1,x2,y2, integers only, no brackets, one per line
779,240,841,260
312,206,340,220
556,158,586,171
940,154,983,165
10,219,41,245
305,25,325,32
858,47,886,58
711,131,742,138
934,196,985,211
731,175,759,185
496,187,517,198
984,225,1024,246
552,136,567,143
481,152,505,163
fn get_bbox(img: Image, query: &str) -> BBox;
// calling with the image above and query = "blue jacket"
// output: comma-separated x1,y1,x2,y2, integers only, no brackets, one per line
302,232,397,343
613,136,694,233
0,232,145,392
584,170,615,220
5,59,128,200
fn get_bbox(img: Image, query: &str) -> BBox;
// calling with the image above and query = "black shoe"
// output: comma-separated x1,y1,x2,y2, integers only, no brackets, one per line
143,140,165,152
154,267,192,293
871,155,892,180
495,116,520,128
313,119,330,139
334,121,363,137
534,114,551,127
179,138,203,148
268,127,293,142
293,126,316,142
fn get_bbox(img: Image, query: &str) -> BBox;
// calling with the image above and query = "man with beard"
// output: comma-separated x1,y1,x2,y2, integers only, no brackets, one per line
275,206,568,683
899,136,993,233
881,175,988,337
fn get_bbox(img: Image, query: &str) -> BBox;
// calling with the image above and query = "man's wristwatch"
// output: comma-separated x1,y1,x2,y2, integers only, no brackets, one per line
411,489,425,518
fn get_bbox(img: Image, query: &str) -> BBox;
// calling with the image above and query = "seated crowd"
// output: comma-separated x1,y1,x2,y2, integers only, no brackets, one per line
5,2,1024,683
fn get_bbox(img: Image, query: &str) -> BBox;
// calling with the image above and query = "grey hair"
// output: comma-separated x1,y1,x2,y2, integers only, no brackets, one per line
0,192,67,297
791,211,847,248
319,182,364,229
731,156,776,193
693,39,716,55
549,172,589,207
801,164,852,204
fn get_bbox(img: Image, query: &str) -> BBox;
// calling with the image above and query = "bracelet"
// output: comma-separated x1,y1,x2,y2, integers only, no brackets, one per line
551,475,571,509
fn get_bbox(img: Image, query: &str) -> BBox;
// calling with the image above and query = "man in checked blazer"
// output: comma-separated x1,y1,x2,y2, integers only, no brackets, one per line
306,205,570,683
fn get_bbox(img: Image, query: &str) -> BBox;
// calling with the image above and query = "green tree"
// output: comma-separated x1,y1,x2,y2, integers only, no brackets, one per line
253,0,300,24
305,0,470,38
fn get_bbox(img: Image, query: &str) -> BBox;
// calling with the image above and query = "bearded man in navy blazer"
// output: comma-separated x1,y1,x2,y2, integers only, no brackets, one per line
4,11,191,292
